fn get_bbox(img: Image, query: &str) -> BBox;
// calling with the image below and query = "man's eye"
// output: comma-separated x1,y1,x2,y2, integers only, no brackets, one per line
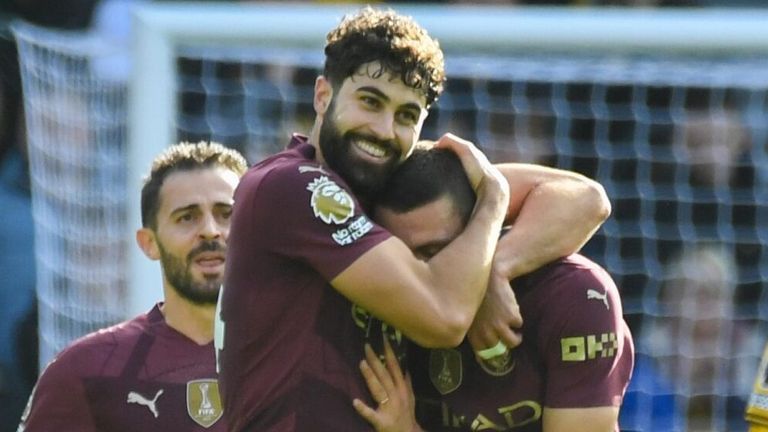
361,96,380,108
398,111,418,125
220,209,233,220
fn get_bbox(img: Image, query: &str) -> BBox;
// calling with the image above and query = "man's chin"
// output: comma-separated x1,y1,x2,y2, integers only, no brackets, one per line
183,292,220,306
174,284,221,306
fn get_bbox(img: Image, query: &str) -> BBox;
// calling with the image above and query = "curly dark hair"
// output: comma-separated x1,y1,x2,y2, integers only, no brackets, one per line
140,141,247,229
324,6,445,107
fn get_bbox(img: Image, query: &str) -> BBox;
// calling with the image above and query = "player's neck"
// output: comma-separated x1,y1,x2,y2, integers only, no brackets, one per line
160,291,216,345
308,119,327,166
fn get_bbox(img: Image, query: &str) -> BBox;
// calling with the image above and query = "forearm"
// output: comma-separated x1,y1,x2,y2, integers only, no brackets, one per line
494,172,610,279
335,176,507,347
425,175,509,344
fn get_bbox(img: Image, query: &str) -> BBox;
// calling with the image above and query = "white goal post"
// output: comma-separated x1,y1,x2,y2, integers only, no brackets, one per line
127,1,768,316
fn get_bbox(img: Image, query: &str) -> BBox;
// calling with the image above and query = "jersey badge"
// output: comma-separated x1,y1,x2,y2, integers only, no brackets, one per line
430,349,463,395
307,176,355,224
187,379,223,428
127,389,164,418
587,288,610,310
477,349,516,376
332,215,373,246
561,332,618,362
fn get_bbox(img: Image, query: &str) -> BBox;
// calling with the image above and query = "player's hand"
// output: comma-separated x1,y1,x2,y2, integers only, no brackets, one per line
434,133,508,198
467,268,523,356
353,340,422,432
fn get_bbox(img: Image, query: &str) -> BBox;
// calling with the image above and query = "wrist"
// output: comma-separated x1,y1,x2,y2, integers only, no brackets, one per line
492,248,527,281
476,175,509,223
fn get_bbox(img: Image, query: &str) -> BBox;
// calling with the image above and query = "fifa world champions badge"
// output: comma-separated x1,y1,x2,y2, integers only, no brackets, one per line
746,342,768,429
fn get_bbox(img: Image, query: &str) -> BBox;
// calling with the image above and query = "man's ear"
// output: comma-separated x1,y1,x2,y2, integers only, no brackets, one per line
314,75,333,115
136,228,160,261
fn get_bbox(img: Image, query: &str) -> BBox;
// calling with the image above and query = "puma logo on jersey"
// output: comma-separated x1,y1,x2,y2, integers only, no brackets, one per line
587,288,609,310
127,389,164,418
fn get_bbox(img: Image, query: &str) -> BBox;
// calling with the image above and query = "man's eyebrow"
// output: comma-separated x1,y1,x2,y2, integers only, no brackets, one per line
356,86,423,112
357,86,390,102
170,204,199,216
172,201,232,213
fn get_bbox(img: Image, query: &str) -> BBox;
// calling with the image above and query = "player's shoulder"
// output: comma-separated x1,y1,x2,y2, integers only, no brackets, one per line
523,254,615,295
519,254,624,323
43,313,150,376
241,138,348,198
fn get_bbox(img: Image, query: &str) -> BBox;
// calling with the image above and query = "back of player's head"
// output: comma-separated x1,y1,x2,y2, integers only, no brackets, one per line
323,6,445,107
376,144,475,225
141,141,247,229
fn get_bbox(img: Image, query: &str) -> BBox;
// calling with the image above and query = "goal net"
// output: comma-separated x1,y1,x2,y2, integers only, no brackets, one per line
13,21,129,371
16,3,768,431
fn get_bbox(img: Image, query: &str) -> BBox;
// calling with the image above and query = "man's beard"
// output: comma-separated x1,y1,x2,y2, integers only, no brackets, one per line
318,107,402,200
158,240,225,306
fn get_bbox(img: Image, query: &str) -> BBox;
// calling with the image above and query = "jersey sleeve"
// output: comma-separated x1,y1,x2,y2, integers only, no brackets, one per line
251,163,391,280
534,257,635,408
19,350,97,432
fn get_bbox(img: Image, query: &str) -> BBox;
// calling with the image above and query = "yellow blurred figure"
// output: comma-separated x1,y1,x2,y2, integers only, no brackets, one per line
747,342,768,431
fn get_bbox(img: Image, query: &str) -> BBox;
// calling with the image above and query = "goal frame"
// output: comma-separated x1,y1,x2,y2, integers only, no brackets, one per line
128,2,768,316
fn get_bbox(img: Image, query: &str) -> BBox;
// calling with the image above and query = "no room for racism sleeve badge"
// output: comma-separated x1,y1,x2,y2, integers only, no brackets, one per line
187,379,223,428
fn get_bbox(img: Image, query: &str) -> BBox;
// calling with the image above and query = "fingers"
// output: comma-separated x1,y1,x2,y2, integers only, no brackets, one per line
357,342,424,432
467,316,522,353
382,338,405,384
361,344,392,406
468,324,522,354
366,343,396,393
467,273,524,354
352,398,378,425
433,133,491,191
497,326,523,350
504,286,523,329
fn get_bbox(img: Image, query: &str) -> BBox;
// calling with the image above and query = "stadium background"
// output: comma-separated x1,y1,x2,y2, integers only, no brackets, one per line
1,1,767,431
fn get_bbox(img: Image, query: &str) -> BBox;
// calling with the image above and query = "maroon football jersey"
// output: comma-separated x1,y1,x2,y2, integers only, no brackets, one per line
412,254,634,432
218,135,392,431
18,304,225,431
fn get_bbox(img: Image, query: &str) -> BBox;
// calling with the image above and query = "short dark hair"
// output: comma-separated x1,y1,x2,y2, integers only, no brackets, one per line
376,145,475,225
140,141,247,229
324,6,445,107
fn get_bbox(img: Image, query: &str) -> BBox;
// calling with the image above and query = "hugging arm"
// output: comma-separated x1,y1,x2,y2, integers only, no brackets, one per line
333,134,510,348
470,163,611,352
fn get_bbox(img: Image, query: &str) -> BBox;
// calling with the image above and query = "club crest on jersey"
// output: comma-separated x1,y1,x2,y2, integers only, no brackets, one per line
430,349,463,395
307,176,355,224
186,379,223,428
477,349,516,377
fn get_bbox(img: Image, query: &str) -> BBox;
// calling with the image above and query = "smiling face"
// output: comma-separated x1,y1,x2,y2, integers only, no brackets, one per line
316,62,429,199
139,167,239,305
